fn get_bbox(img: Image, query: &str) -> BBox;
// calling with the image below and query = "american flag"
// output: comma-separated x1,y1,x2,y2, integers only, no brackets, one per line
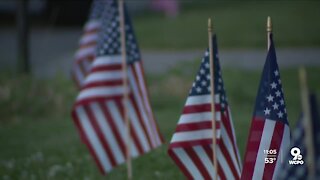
72,0,111,88
277,94,320,179
168,35,242,179
241,33,291,180
71,0,164,174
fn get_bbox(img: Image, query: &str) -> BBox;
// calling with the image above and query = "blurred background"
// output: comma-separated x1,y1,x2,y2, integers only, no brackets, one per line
0,0,320,179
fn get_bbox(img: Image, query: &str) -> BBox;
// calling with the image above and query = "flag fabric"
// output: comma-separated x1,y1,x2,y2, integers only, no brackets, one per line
168,35,242,179
71,0,164,174
72,0,110,88
277,94,320,179
241,33,291,180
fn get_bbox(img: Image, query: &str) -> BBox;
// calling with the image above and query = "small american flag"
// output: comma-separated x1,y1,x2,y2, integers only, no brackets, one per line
72,0,111,88
277,94,320,179
241,33,291,180
168,35,242,179
72,0,164,174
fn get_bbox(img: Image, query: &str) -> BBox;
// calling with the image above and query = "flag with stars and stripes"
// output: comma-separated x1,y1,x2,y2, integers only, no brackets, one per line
241,33,291,180
71,0,164,174
72,0,111,88
168,35,242,179
277,94,320,179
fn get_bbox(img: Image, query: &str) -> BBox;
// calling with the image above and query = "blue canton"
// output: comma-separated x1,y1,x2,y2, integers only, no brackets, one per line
189,35,228,111
254,34,288,124
89,0,108,20
96,0,141,64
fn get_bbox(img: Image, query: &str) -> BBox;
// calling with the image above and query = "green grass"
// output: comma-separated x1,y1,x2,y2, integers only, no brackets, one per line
133,1,320,49
0,65,320,179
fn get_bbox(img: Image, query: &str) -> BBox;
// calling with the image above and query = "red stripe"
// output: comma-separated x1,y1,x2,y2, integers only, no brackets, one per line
116,99,144,155
203,145,227,180
175,121,221,132
84,105,117,167
82,80,124,90
130,65,157,148
137,62,165,144
219,138,240,179
84,28,99,35
224,108,241,167
129,94,153,151
71,109,106,175
169,139,213,148
241,118,265,180
183,104,221,114
91,64,122,72
185,147,212,179
75,96,123,107
168,149,193,179
263,122,285,179
75,54,95,64
79,41,97,49
99,101,126,160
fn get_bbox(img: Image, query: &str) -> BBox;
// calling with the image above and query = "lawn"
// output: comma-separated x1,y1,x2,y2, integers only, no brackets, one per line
133,1,320,49
0,63,319,179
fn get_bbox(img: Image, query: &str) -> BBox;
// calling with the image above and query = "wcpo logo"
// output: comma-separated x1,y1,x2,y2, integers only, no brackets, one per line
288,147,304,165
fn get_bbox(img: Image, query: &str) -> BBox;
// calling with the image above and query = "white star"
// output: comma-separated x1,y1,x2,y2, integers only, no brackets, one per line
196,87,202,93
278,111,284,118
205,63,210,69
196,76,200,81
205,51,209,56
200,69,205,74
270,82,277,89
201,81,207,86
278,79,282,84
207,86,211,92
274,70,279,76
275,90,281,97
206,74,210,80
192,82,196,87
280,99,284,105
272,103,279,110
266,94,274,102
218,78,222,83
264,108,271,115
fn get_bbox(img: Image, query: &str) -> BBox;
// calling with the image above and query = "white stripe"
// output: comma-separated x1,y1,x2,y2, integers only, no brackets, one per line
272,125,290,179
77,86,125,101
92,56,122,67
133,63,162,146
128,68,157,148
171,129,214,143
90,103,125,164
107,101,139,157
76,106,112,173
84,20,100,31
73,65,85,86
220,124,241,175
127,99,151,152
193,146,215,178
173,148,203,180
179,112,212,124
75,47,96,60
252,120,276,180
80,34,98,45
185,95,212,106
217,146,234,180
84,71,123,84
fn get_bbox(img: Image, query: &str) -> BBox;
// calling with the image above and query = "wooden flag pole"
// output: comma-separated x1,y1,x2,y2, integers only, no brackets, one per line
267,16,272,49
298,67,315,179
208,18,218,180
118,0,132,179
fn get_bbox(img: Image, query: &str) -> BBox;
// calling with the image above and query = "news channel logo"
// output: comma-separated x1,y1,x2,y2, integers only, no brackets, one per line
288,147,304,165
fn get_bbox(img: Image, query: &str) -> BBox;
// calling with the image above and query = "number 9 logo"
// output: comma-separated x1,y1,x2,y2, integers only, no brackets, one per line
290,147,302,160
